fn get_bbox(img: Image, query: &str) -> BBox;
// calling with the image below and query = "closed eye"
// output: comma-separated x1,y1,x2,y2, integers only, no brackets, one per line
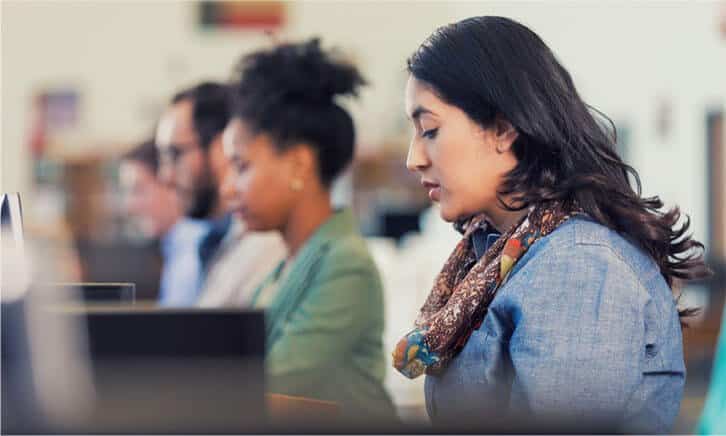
422,128,439,139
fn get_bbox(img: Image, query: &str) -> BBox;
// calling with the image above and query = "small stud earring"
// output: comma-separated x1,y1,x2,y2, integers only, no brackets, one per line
290,178,304,191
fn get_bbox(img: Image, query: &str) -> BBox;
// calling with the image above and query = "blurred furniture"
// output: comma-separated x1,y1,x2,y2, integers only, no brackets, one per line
266,393,340,422
35,282,136,304
74,240,161,300
676,110,726,433
352,149,429,238
683,110,725,361
29,149,163,299
706,109,725,323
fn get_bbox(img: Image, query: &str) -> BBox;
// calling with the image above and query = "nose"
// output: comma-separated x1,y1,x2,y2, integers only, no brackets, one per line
219,170,239,210
406,137,431,173
157,159,176,186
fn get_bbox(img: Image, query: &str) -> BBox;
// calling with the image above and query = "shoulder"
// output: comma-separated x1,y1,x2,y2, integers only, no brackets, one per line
301,232,384,310
319,231,381,277
515,216,664,285
501,216,674,310
238,230,286,254
213,230,286,270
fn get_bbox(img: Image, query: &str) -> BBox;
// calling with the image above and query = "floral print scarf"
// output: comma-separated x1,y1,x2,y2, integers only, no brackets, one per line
392,201,579,378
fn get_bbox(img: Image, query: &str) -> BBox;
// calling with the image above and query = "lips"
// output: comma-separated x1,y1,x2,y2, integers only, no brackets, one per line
421,180,441,202
230,203,247,220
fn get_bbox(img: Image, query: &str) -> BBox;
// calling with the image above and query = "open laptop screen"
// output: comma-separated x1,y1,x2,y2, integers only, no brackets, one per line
75,307,266,433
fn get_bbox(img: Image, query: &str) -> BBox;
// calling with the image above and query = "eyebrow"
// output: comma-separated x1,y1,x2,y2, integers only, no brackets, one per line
409,105,435,121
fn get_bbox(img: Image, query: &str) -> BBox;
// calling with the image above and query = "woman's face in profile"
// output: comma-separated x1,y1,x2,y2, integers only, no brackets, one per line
404,76,518,222
222,118,299,232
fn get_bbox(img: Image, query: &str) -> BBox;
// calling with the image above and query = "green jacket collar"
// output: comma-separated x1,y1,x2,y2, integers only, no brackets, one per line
295,208,356,258
264,208,358,343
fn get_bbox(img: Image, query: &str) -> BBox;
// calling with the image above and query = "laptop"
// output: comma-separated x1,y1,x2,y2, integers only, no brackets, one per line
37,282,136,304
60,306,266,433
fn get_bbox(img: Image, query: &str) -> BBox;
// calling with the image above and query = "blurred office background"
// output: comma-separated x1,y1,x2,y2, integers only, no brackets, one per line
2,1,725,431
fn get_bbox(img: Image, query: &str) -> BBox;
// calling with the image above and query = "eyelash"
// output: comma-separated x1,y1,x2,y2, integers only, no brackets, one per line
422,128,439,139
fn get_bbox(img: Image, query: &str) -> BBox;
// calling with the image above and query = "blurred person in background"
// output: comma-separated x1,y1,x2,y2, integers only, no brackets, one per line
697,306,726,434
156,82,284,307
392,16,710,433
120,139,207,305
224,39,395,423
120,139,180,239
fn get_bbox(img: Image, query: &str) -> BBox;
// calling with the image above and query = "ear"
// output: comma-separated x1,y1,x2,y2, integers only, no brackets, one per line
285,143,318,180
493,116,519,153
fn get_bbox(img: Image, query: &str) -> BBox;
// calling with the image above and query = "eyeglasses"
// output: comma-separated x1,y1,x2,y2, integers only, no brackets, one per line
159,143,198,165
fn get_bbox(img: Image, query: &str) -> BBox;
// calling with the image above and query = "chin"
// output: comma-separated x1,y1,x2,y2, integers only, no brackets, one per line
438,204,459,223
240,216,272,233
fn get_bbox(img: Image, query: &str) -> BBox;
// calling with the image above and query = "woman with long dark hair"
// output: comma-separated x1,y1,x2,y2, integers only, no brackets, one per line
392,16,709,433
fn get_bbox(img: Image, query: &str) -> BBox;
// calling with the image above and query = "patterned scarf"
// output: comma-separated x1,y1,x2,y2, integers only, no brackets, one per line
392,201,579,378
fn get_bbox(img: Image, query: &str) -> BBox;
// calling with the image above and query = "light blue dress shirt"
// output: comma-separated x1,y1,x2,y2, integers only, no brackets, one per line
158,218,211,307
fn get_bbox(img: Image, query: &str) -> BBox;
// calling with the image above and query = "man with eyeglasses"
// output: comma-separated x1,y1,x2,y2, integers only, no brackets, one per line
156,82,284,307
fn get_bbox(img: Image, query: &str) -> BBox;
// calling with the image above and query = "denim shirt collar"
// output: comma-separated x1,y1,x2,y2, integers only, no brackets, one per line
471,227,501,261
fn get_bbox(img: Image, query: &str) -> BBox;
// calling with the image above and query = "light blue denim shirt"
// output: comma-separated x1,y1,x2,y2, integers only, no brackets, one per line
158,218,211,307
424,216,685,433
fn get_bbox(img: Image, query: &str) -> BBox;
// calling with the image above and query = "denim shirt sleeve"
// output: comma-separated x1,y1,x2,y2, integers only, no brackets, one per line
504,241,646,419
499,235,683,432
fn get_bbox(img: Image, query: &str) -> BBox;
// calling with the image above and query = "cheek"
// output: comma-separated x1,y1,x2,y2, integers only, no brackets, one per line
237,168,268,199
183,155,205,185
141,191,158,214
238,166,289,216
126,194,142,214
435,138,504,213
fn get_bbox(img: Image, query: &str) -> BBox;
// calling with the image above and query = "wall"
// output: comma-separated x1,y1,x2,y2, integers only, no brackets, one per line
4,1,723,241
1,1,450,197
448,2,725,245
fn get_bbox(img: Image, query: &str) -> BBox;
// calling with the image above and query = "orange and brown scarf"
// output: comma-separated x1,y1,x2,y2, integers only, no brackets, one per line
392,201,579,378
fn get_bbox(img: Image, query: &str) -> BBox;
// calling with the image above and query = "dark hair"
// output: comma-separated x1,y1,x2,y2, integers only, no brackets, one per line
122,139,159,173
172,82,231,150
408,17,710,301
230,38,366,187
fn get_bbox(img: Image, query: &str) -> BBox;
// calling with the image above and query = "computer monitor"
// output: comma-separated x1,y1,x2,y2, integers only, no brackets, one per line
69,307,266,433
1,193,29,300
38,282,136,304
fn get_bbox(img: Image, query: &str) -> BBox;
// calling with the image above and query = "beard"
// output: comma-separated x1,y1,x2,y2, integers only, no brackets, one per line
186,166,219,219
187,184,217,219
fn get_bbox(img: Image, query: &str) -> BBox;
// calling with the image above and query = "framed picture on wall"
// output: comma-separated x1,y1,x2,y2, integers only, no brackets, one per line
198,1,285,31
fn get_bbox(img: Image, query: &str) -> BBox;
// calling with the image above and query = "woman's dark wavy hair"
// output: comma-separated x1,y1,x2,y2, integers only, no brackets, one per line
230,38,366,187
408,16,710,308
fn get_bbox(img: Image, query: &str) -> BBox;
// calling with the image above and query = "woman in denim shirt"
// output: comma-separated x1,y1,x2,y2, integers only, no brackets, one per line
392,16,710,433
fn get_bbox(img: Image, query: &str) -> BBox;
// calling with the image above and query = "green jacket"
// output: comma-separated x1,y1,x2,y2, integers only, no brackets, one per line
260,209,395,420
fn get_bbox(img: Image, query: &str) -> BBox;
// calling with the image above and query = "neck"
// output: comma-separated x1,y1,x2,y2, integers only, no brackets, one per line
485,202,529,234
207,201,227,221
281,190,333,258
